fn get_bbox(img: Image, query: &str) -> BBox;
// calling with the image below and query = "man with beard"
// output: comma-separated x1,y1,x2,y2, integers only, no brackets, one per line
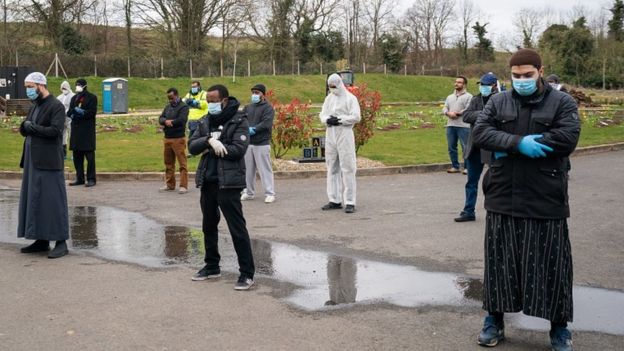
473,49,580,351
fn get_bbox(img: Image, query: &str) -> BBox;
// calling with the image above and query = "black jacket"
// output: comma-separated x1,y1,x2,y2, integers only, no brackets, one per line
243,100,274,145
19,95,66,170
159,100,189,138
68,89,98,151
188,97,249,189
463,93,493,163
473,83,581,219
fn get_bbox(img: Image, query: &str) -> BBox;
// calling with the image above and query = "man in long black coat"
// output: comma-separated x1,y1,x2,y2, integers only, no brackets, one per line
68,78,98,187
18,72,70,258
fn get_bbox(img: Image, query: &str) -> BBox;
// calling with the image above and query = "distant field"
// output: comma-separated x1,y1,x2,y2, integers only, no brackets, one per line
42,74,472,111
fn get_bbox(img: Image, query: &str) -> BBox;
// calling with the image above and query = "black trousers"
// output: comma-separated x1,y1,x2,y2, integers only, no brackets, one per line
200,182,255,278
73,150,96,183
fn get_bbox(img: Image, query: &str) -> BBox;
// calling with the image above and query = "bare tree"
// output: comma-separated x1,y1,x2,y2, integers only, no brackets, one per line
123,0,132,56
363,0,393,53
135,0,231,57
457,0,478,61
513,8,543,48
218,0,248,76
26,0,96,49
404,0,455,66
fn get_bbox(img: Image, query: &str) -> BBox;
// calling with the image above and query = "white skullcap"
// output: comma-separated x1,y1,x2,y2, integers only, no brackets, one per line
24,72,47,85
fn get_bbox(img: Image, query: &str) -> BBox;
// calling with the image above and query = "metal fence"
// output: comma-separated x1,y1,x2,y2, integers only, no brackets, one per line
3,52,464,79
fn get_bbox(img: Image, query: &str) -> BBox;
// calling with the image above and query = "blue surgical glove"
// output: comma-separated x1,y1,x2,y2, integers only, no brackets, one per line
186,98,196,107
249,127,256,136
517,134,553,158
494,152,507,160
74,107,85,115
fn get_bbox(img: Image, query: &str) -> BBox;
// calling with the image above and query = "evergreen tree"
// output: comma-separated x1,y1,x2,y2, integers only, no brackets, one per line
472,22,495,62
608,0,624,41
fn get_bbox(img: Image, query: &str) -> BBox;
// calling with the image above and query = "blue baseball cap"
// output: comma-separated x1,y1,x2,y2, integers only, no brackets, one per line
479,72,498,85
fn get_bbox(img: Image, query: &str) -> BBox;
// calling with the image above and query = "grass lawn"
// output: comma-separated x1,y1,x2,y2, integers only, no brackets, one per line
1,108,623,171
41,74,472,111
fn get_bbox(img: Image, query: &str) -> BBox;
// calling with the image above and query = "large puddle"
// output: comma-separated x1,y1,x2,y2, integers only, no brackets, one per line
0,188,622,335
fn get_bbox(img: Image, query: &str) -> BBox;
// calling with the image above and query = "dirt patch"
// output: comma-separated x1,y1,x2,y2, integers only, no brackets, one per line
273,157,385,172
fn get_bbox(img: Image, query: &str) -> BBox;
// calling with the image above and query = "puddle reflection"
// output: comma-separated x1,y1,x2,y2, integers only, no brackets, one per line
0,189,622,334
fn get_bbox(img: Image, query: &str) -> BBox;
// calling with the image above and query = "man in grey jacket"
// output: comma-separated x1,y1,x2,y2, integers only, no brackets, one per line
241,84,276,203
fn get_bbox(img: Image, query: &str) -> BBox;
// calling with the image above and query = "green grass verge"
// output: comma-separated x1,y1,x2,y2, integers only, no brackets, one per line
1,119,622,172
41,74,468,111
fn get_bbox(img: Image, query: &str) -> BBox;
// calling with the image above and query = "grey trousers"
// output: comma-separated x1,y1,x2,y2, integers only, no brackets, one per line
243,145,275,197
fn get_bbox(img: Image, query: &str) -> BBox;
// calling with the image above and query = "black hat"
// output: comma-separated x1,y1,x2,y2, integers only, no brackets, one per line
76,78,87,87
546,74,560,84
251,84,266,95
509,48,542,69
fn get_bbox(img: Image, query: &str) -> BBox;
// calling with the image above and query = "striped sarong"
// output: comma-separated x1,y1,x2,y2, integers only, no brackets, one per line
483,212,573,322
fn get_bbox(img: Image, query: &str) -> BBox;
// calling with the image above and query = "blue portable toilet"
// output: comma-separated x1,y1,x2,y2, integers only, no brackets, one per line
102,78,129,114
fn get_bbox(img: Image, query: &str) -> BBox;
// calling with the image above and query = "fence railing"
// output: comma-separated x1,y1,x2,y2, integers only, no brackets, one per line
1,52,463,79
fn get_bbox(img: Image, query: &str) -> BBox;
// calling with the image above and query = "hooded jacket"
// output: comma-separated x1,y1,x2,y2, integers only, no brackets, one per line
473,82,580,219
243,99,274,146
319,74,361,127
58,81,75,113
188,97,249,189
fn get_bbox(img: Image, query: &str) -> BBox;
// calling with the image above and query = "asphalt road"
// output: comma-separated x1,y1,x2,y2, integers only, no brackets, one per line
0,150,622,350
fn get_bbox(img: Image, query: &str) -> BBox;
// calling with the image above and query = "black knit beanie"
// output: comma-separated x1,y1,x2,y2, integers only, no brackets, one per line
251,84,266,95
509,49,542,69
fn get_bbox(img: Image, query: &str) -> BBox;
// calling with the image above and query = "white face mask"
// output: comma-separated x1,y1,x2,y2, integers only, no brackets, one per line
62,89,69,95
75,86,84,93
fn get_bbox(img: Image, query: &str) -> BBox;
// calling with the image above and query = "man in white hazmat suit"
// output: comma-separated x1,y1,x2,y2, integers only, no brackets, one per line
319,73,361,214
58,81,74,159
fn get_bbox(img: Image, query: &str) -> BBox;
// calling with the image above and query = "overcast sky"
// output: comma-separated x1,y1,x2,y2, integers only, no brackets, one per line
396,0,612,48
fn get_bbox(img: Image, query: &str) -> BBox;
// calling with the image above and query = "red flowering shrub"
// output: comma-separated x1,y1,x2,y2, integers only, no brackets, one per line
351,84,382,153
266,90,313,159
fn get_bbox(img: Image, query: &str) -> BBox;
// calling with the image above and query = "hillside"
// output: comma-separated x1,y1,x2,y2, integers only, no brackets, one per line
43,74,468,110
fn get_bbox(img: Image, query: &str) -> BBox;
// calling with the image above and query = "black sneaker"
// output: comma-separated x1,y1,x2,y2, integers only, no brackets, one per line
20,240,50,253
477,315,505,347
321,202,342,211
234,275,254,290
345,205,355,213
48,240,68,259
454,212,476,222
191,266,221,281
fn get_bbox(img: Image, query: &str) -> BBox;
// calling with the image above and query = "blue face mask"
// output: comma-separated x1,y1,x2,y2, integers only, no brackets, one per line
26,87,39,100
208,102,222,115
512,78,538,96
479,85,493,97
191,87,199,94
251,94,261,104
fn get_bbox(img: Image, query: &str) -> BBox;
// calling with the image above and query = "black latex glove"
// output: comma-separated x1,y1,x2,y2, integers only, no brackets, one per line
25,122,37,135
326,116,341,126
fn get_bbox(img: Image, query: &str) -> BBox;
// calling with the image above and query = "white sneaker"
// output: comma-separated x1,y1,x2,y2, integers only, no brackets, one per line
178,187,188,194
241,193,254,201
159,186,175,192
264,195,276,203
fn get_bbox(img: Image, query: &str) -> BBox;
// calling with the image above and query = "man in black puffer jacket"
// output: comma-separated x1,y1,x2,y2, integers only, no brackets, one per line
472,49,580,351
188,84,255,291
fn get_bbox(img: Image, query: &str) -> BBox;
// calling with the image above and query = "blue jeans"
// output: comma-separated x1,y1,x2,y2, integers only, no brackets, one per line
462,151,484,216
446,127,469,169
188,120,200,137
